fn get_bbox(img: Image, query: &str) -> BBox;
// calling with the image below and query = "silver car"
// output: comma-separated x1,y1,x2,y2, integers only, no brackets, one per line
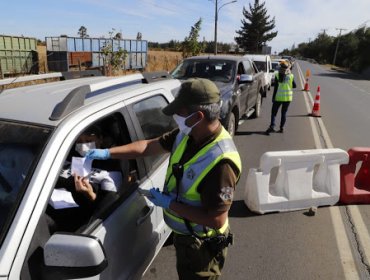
0,73,180,279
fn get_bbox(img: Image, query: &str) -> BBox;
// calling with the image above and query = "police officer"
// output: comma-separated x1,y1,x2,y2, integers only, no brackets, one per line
86,78,242,279
266,60,297,135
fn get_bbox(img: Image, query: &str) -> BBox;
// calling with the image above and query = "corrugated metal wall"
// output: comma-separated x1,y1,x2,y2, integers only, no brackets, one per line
46,36,148,72
0,35,38,77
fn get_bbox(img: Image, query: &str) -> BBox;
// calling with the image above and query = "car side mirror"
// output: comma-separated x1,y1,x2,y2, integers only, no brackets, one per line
238,74,253,84
269,69,275,73
44,233,107,279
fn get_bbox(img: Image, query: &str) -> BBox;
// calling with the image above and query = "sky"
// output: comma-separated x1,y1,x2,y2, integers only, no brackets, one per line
2,0,370,54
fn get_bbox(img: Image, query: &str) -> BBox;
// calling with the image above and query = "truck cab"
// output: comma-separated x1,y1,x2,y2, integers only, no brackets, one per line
243,54,274,94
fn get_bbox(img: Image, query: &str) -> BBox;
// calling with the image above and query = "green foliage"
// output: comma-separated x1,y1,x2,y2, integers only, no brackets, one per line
182,18,204,58
284,27,370,74
235,0,277,53
100,29,128,75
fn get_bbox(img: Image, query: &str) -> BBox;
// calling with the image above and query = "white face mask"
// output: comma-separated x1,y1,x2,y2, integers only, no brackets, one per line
75,142,96,157
173,112,201,135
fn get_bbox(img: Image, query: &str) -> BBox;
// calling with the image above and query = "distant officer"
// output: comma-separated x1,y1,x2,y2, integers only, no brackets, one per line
86,78,242,279
266,60,297,134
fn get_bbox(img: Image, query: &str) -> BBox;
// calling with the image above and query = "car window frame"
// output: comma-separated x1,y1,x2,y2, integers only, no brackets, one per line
126,92,175,177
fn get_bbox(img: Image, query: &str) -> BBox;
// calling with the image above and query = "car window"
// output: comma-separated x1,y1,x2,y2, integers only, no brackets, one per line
237,62,246,75
132,95,177,168
253,61,266,72
0,120,52,247
45,113,139,234
242,60,254,75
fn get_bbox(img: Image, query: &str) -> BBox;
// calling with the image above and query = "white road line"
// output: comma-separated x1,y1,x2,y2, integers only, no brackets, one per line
296,63,322,149
296,62,360,279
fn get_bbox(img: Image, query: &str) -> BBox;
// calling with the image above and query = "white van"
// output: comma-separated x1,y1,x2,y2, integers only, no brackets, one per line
243,54,274,93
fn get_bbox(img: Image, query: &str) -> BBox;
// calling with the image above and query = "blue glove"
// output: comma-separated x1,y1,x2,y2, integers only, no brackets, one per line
85,148,110,160
148,188,173,209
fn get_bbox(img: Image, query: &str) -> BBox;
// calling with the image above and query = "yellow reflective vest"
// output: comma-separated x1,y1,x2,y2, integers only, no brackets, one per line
163,126,242,237
275,73,294,102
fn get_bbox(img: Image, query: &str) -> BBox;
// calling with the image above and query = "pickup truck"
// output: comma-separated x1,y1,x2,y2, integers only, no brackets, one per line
0,72,179,279
171,55,265,136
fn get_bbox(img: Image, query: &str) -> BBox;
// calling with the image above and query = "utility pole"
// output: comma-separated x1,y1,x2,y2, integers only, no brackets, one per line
332,28,347,66
320,28,328,35
213,0,237,55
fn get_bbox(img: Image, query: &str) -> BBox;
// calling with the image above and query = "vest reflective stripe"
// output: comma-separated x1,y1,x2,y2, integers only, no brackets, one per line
275,73,294,102
164,126,242,236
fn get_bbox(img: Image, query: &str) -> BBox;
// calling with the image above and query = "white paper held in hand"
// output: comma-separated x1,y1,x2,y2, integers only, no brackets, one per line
71,157,93,177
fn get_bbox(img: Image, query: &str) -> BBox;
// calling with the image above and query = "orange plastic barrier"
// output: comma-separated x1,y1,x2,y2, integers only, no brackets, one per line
340,147,370,204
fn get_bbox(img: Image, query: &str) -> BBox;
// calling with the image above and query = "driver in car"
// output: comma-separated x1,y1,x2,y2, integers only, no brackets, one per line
46,125,123,232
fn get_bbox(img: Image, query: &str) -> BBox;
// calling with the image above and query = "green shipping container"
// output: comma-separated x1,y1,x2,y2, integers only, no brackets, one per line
0,35,38,78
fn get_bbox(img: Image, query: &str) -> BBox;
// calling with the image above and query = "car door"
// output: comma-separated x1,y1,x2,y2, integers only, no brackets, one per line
18,111,159,280
236,62,249,115
244,60,259,110
127,92,177,234
84,111,160,280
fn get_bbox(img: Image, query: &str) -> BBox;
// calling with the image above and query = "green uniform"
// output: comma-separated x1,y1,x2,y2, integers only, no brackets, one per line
160,125,241,279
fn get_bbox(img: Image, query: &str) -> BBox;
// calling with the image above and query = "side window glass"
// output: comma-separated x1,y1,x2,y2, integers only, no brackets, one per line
133,95,177,139
237,62,246,75
243,61,253,75
46,113,138,234
133,95,176,167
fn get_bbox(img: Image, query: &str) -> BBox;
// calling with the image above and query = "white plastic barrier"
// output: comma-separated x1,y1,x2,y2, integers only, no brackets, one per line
244,149,349,214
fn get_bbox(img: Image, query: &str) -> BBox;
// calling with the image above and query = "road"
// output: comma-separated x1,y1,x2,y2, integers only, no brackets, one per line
142,61,370,280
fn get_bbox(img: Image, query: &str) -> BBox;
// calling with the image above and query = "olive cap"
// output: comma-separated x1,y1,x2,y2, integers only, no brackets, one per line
163,78,220,115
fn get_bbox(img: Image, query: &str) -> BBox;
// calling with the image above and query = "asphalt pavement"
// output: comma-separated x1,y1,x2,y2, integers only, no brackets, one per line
142,62,370,280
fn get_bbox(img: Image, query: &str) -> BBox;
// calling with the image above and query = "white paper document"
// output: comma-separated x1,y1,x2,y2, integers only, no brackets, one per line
71,157,93,177
49,188,79,209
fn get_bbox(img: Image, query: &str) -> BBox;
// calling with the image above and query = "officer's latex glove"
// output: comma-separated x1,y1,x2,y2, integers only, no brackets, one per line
148,188,172,209
85,149,110,160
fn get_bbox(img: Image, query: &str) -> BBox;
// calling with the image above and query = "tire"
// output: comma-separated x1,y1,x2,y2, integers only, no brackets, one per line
225,112,236,137
252,93,262,118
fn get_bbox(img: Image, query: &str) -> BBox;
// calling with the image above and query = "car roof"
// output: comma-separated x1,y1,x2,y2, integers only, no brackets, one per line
184,55,246,62
243,54,270,60
0,73,179,127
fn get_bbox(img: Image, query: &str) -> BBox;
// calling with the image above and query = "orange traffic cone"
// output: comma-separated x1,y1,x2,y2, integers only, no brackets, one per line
310,86,321,117
303,78,310,91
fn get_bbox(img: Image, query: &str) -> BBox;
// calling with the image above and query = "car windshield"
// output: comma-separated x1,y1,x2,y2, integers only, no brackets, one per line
171,60,235,83
253,61,267,72
0,120,52,246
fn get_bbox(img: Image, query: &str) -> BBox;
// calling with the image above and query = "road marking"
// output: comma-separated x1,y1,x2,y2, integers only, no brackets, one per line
296,63,322,149
296,62,360,279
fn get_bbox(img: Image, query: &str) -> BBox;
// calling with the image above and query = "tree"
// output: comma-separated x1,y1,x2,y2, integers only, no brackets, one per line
78,26,89,38
100,29,128,76
182,18,204,58
235,0,277,53
113,32,123,40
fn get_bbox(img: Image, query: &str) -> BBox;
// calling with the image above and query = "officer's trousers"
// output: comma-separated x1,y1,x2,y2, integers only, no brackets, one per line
173,232,228,280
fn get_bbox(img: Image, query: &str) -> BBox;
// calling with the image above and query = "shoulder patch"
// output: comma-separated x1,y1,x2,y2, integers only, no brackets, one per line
220,186,234,203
